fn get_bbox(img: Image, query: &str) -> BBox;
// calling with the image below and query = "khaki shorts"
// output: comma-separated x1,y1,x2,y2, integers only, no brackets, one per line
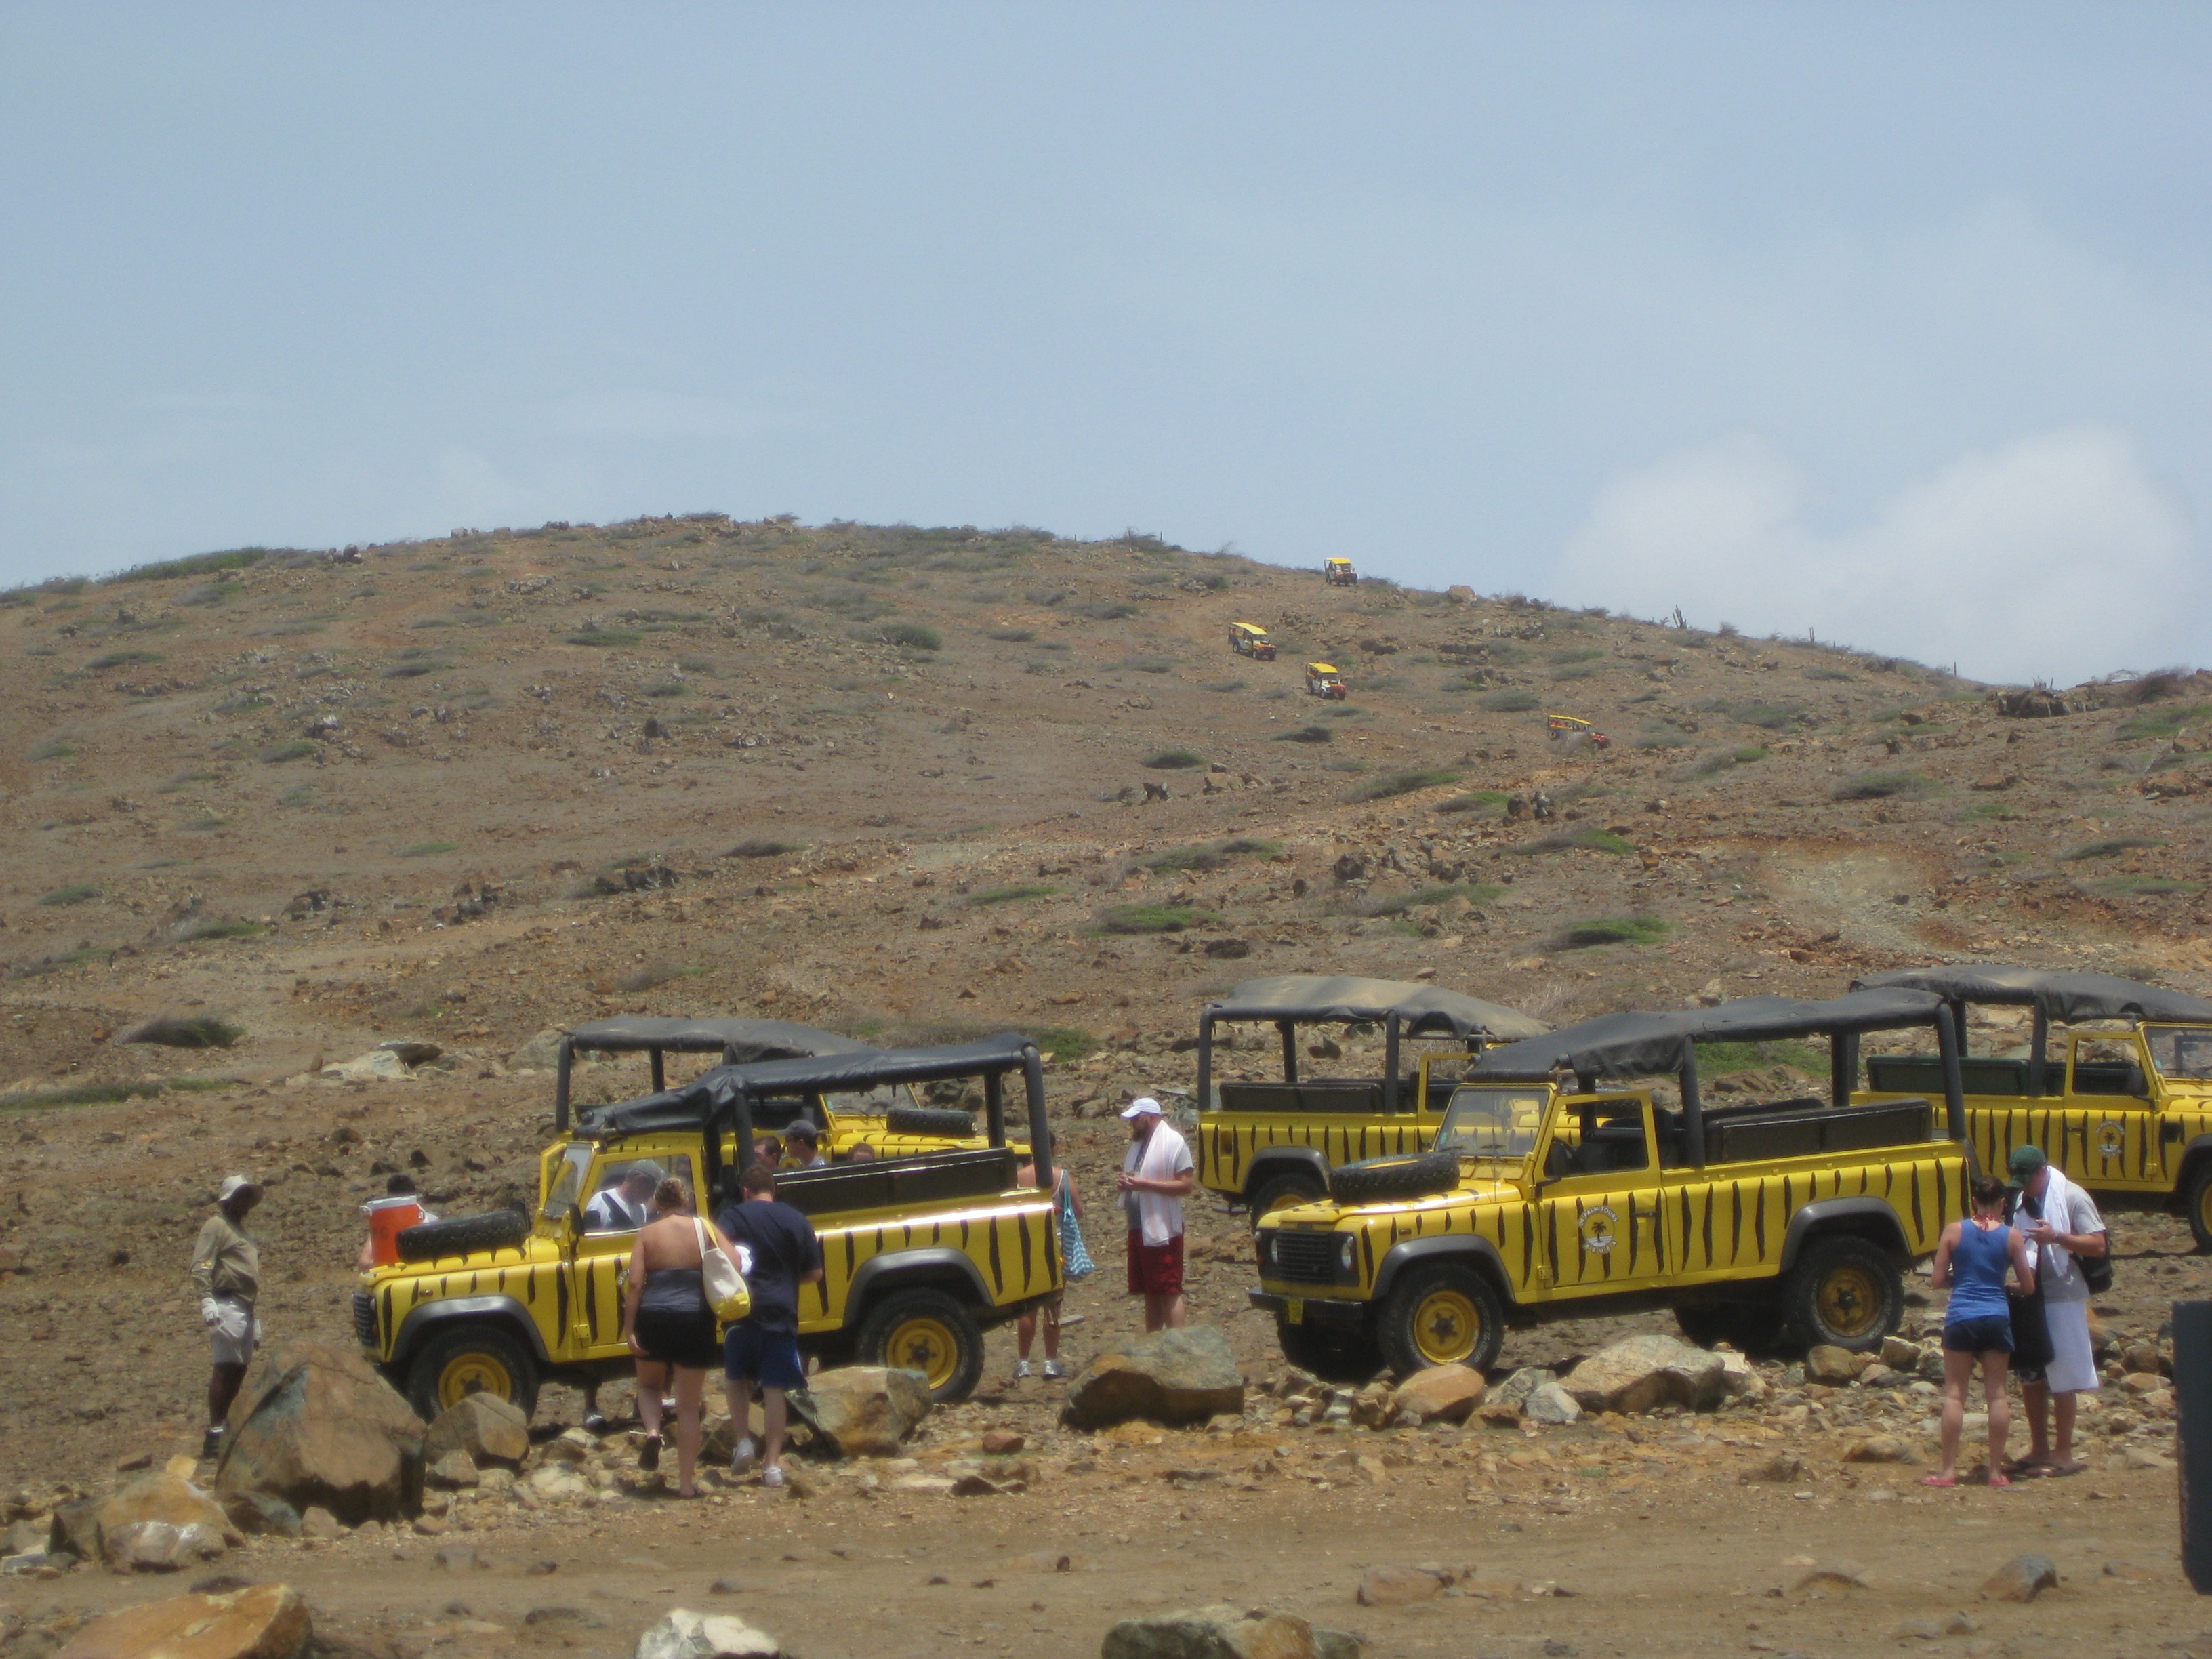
205,1297,260,1366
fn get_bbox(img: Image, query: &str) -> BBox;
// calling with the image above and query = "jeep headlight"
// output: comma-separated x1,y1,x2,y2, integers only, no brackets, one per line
1257,1231,1277,1269
1338,1233,1357,1271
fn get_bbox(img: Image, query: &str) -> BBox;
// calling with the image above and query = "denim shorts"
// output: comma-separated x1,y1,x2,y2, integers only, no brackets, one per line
1943,1313,2015,1355
723,1324,806,1391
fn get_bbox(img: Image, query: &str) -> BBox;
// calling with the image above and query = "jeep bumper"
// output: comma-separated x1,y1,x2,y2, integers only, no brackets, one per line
1248,1288,1368,1332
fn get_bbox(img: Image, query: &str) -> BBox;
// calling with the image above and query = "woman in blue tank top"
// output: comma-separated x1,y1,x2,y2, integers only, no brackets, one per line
1925,1174,2035,1488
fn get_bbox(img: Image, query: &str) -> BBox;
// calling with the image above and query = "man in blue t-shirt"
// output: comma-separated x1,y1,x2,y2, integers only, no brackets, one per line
715,1164,822,1488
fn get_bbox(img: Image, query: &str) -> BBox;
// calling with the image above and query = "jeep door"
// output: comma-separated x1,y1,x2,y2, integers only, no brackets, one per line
569,1150,697,1359
2061,1033,2163,1190
1530,1097,1669,1298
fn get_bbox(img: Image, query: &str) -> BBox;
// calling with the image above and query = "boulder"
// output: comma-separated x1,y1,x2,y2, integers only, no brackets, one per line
56,1584,310,1659
1357,1565,1444,1606
220,1493,301,1539
217,1343,424,1525
1347,1381,1396,1429
104,1522,228,1574
1391,1366,1485,1425
1063,1327,1246,1430
1562,1334,1727,1414
298,1509,344,1541
1485,1367,1555,1412
1982,1553,2059,1603
51,1477,240,1573
1879,1335,1921,1370
1522,1382,1582,1426
1841,1436,1916,1465
427,1452,479,1489
1791,1559,1868,1593
1101,1604,1361,1659
1805,1345,1868,1385
424,1394,530,1470
509,1029,568,1071
790,1367,933,1458
1742,1452,1805,1483
634,1608,788,1659
1714,1349,1767,1401
319,1050,413,1082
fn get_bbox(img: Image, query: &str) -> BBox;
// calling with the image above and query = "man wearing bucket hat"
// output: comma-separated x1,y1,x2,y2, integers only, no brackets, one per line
1117,1097,1195,1333
192,1174,263,1462
2004,1144,2108,1477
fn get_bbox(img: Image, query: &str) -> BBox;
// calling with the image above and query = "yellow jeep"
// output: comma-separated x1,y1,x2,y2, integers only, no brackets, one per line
1250,990,1974,1378
1195,974,1548,1223
356,1034,1061,1417
1324,558,1357,587
1229,621,1277,661
1856,967,2212,1245
1305,662,1349,699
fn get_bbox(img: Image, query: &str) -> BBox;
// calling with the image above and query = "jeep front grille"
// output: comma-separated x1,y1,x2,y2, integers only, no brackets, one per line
352,1289,379,1349
1271,1229,1339,1284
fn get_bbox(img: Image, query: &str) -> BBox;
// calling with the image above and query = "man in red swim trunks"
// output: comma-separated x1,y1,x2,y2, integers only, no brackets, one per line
1117,1097,1195,1332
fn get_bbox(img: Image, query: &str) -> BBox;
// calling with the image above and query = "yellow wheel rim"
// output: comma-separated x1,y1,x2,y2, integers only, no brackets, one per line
2196,1181,2212,1238
1410,1288,1480,1366
436,1349,514,1410
883,1315,961,1391
1816,1264,1885,1342
1260,1185,1314,1219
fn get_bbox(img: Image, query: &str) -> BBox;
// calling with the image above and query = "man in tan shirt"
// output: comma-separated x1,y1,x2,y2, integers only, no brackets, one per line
192,1174,262,1462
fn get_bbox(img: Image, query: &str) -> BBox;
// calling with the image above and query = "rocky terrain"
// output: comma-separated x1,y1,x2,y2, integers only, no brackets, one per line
2,515,2210,1658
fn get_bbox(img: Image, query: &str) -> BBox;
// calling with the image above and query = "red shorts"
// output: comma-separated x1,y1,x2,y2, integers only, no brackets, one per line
1127,1231,1185,1296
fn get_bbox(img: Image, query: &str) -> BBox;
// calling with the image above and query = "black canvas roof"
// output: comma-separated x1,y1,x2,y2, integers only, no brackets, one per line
564,1017,870,1059
1471,989,1949,1080
1204,975,1549,1041
1854,966,2212,1026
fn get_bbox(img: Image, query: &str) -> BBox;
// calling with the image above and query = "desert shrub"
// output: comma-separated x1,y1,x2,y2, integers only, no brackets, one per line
1680,746,1769,779
1548,647,1602,665
1141,838,1281,874
104,548,269,584
173,919,266,941
86,649,163,671
1696,1038,1824,1074
567,628,642,648
2118,701,2209,741
1141,748,1206,770
1804,666,1855,682
2089,875,2200,898
1547,915,1670,949
157,769,213,794
643,680,691,697
2111,668,2194,705
1708,699,1807,730
396,841,457,857
1510,827,1634,855
617,958,709,992
28,737,76,762
968,883,1060,905
1080,602,1137,621
381,659,451,678
117,1012,242,1048
725,838,803,858
1550,663,1601,682
989,628,1035,642
1111,656,1178,674
1480,689,1540,712
1352,767,1462,802
1097,902,1215,935
1437,789,1509,815
1832,770,1929,800
37,884,100,906
874,622,943,652
259,739,317,764
1028,1026,1098,1064
2062,836,2160,861
1358,882,1503,917
1273,725,1332,743
1200,680,1245,693
213,692,271,714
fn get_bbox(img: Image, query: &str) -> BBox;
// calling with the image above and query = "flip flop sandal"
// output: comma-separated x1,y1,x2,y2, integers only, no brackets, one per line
2042,1461,2085,1477
1987,1473,2012,1489
1920,1473,1959,1488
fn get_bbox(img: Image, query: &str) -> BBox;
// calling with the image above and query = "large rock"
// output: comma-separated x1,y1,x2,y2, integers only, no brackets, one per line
1101,1604,1361,1659
319,1050,413,1082
789,1367,932,1457
103,1523,228,1574
1982,1554,2060,1603
1485,1367,1555,1412
56,1584,310,1659
216,1343,424,1525
1521,1382,1582,1425
509,1029,568,1071
423,1394,529,1470
47,1477,239,1572
1389,1365,1486,1425
1357,1565,1444,1606
1063,1327,1246,1430
1563,1334,1727,1415
1805,1345,1869,1385
634,1608,788,1659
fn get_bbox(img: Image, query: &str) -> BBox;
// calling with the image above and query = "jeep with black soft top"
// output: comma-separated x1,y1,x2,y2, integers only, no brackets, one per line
1249,990,1975,1379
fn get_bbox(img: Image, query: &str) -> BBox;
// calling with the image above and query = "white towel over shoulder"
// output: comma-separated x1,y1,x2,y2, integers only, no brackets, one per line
1123,1122,1193,1248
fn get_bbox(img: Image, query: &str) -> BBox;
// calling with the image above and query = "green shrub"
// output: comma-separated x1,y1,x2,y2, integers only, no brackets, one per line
381,659,451,677
2118,701,2209,741
1111,656,1178,674
259,739,318,764
567,628,642,648
1681,745,1769,779
1028,1026,1098,1064
1480,689,1540,712
86,649,163,671
1273,725,1332,743
104,548,269,584
117,1012,243,1048
989,628,1035,643
1359,882,1503,917
968,883,1060,905
1200,680,1245,693
725,838,803,858
1080,602,1138,621
2089,875,2200,898
1437,790,1509,815
174,918,266,941
875,622,943,652
1696,1038,1824,1074
1547,914,1670,949
1833,770,1929,800
2062,836,2160,861
1510,827,1634,855
396,840,457,857
157,769,215,793
643,680,691,697
1549,663,1601,682
1141,838,1281,874
618,958,710,992
1352,768,1462,802
1548,647,1603,665
1097,902,1215,935
28,737,75,762
1141,748,1206,770
1711,700,1807,730
37,884,100,906
1804,666,1855,682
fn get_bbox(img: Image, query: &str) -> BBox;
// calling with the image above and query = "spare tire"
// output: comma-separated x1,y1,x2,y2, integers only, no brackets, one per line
397,1208,530,1263
1329,1151,1460,1206
885,1105,977,1139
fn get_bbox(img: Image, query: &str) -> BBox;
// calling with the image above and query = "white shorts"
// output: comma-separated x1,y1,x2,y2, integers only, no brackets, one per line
205,1297,260,1366
2040,1296,2100,1395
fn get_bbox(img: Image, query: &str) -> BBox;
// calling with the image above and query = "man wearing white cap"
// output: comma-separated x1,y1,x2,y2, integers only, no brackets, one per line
1117,1097,1195,1332
192,1174,263,1462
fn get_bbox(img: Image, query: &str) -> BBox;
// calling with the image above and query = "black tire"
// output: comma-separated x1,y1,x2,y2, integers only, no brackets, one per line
1277,1317,1385,1385
1330,1151,1459,1207
396,1208,530,1263
1784,1235,1903,1352
1248,1170,1328,1229
2185,1163,2212,1254
885,1105,977,1139
853,1286,985,1404
1376,1260,1504,1378
1674,1298,1787,1354
405,1323,540,1422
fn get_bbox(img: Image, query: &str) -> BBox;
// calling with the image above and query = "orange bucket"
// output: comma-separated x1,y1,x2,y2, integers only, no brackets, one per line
364,1196,424,1267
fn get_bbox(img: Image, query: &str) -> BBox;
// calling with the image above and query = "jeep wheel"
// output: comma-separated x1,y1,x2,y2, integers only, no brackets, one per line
1675,1298,1786,1354
1276,1317,1384,1385
405,1324,539,1422
1248,1171,1328,1229
397,1208,531,1264
2186,1164,2212,1254
1376,1261,1503,1378
1329,1151,1459,1207
1785,1237,1902,1352
854,1287,984,1404
884,1106,977,1140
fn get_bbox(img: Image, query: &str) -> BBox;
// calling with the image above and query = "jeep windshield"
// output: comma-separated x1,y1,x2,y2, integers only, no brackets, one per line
541,1143,592,1221
2147,1026,2212,1082
1435,1084,1549,1171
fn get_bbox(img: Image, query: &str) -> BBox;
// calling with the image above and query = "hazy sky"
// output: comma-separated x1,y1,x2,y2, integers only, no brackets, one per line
3,5,2206,684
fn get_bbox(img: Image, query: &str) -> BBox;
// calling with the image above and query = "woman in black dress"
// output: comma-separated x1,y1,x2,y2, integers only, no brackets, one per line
621,1176,741,1498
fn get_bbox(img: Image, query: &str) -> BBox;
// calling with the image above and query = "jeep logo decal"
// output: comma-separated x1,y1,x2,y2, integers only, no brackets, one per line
2096,1120,2125,1160
1578,1205,1618,1254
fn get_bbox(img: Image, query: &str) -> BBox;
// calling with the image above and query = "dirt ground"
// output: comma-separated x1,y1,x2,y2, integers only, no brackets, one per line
3,518,2211,1656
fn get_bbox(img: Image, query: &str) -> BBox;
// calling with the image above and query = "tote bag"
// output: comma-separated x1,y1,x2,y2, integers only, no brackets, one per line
693,1218,752,1323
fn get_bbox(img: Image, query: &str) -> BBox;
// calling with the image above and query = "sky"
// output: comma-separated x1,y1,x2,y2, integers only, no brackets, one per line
1,5,2207,686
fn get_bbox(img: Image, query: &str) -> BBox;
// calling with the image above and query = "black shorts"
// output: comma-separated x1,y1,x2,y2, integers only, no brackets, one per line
2007,1290,2053,1381
635,1307,720,1370
1942,1314,2014,1355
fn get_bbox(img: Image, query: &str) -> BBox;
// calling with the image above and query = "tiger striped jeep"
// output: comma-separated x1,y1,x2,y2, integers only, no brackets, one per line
1250,989,1975,1379
356,1033,1061,1418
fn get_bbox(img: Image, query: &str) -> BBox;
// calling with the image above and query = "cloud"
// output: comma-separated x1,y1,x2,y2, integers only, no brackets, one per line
1552,427,2205,685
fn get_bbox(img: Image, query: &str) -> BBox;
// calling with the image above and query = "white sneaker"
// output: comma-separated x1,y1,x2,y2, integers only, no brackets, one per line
729,1436,757,1475
762,1465,785,1489
1013,1359,1033,1379
1042,1359,1065,1380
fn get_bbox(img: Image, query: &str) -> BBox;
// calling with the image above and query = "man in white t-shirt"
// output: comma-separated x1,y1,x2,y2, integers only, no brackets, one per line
2005,1145,2107,1477
1118,1097,1195,1333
